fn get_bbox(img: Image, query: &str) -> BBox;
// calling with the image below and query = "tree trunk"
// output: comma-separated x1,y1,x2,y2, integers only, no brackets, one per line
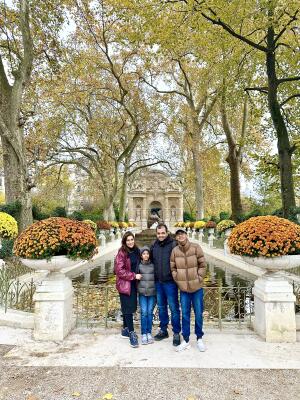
0,0,34,231
227,154,243,222
191,142,204,220
1,136,33,230
103,202,115,221
119,154,131,221
221,89,245,222
266,27,296,216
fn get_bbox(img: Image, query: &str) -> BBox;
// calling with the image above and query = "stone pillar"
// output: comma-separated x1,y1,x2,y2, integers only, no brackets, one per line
33,272,74,341
178,196,184,222
141,197,148,229
164,197,170,227
253,274,296,342
128,196,134,221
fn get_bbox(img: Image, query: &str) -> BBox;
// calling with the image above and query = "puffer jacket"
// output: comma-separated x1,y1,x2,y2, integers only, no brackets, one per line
151,235,177,282
137,261,156,296
170,240,206,293
114,248,136,295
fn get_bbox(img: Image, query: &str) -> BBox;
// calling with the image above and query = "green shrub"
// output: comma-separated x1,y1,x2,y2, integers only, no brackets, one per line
32,204,50,220
70,211,84,221
219,211,230,221
272,206,300,225
0,238,14,259
183,212,195,222
0,201,21,219
51,206,67,217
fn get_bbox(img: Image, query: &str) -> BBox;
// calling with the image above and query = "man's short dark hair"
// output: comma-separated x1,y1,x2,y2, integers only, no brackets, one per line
156,223,168,232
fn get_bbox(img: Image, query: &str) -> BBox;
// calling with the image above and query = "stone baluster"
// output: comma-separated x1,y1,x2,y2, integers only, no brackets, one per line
191,228,196,240
198,229,204,244
109,230,115,242
121,228,127,237
99,232,106,247
208,228,215,248
223,228,232,255
116,228,122,240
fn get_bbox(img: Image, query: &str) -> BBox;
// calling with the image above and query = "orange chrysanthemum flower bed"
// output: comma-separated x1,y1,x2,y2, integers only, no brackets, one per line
14,217,97,260
228,216,300,257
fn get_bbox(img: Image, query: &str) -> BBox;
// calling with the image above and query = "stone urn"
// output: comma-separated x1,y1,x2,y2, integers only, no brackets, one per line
224,228,232,238
243,254,300,343
20,256,78,341
242,254,300,272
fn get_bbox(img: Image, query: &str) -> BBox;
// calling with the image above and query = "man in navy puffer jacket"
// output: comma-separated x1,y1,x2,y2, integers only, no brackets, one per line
150,223,181,346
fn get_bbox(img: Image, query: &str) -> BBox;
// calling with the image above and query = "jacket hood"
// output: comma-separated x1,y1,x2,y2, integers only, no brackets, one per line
140,246,150,255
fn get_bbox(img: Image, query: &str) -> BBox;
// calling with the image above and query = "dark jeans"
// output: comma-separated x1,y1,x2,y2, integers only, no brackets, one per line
122,314,134,332
180,288,204,342
139,295,156,335
155,281,181,334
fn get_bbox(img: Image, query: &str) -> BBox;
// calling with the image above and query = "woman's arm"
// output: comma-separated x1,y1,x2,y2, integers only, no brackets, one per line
115,251,136,281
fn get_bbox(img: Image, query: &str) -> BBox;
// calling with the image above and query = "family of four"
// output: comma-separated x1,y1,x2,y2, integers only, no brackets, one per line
114,223,206,352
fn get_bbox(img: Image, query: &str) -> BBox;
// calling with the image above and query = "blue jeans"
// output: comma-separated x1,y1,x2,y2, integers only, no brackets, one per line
180,288,204,341
155,282,181,334
139,295,156,335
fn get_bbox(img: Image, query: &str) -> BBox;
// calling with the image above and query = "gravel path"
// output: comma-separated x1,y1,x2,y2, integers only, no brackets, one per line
0,359,299,400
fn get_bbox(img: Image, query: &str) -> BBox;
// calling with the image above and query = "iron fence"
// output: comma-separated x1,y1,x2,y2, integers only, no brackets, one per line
0,277,35,312
73,283,255,330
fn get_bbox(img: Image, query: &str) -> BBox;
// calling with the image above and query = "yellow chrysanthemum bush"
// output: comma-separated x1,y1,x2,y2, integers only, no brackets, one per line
228,216,300,257
194,220,206,230
216,219,236,233
0,212,18,239
82,219,97,231
118,221,128,229
14,217,97,260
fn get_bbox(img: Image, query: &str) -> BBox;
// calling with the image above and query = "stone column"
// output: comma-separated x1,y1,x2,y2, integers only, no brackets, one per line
178,195,184,221
141,197,148,229
253,274,296,342
33,272,74,341
164,197,170,227
128,196,134,221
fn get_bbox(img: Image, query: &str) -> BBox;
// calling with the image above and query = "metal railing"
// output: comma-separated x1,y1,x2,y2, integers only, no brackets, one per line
73,283,254,330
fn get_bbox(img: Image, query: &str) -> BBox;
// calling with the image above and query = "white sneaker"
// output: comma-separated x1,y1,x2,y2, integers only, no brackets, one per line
175,340,190,352
147,333,154,344
197,338,206,352
141,334,148,345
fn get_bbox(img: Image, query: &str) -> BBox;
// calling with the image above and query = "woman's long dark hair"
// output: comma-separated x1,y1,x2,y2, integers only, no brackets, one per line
121,231,139,253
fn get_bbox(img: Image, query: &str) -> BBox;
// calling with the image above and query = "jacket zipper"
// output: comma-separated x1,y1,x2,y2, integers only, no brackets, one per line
184,251,189,291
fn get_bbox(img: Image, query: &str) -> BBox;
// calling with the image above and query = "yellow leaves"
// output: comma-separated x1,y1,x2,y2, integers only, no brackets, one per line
102,394,113,400
72,392,81,397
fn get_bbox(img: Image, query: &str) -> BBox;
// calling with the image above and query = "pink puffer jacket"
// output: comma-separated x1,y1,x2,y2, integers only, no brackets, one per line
115,248,136,295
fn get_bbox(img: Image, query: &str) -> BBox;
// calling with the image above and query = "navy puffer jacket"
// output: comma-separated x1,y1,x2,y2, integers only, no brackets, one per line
150,235,177,283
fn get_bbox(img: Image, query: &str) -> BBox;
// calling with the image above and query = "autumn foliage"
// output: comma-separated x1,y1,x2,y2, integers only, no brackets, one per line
14,217,97,260
228,216,300,257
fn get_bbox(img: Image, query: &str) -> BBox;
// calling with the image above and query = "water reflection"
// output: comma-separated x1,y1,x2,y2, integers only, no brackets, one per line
73,260,254,288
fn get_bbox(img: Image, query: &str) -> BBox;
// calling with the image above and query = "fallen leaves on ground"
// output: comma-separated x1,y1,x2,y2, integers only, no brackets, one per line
72,392,81,397
102,393,113,399
26,396,40,400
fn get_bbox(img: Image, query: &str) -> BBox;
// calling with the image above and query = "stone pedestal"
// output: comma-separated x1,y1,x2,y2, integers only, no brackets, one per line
33,272,74,341
253,274,296,343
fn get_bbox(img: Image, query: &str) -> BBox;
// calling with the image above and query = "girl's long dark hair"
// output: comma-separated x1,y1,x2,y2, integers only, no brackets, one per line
121,231,139,253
